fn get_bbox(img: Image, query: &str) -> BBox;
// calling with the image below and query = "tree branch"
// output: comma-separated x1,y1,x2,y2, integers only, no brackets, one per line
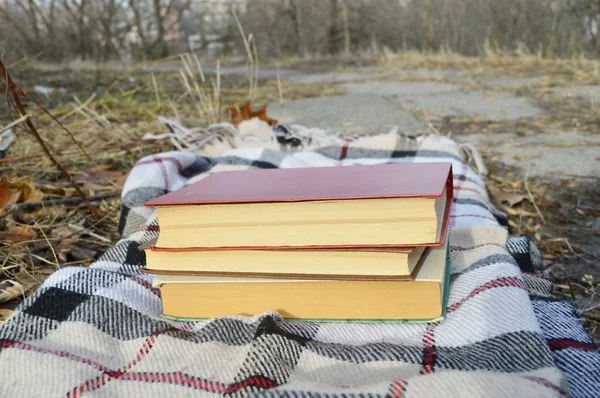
0,60,101,220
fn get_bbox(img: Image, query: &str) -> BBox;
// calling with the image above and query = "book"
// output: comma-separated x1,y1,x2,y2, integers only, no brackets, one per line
141,237,427,280
144,162,453,249
150,238,451,322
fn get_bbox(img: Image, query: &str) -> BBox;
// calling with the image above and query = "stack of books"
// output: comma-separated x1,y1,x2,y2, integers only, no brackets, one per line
140,162,453,322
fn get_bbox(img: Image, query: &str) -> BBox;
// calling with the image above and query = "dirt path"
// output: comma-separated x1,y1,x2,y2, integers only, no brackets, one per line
258,65,599,292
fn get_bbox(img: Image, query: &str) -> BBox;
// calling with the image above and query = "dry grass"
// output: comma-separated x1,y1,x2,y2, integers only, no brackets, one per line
0,48,336,320
380,47,600,83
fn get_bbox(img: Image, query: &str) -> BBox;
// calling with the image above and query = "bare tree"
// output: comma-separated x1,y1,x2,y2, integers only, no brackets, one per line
284,0,305,58
1,0,600,63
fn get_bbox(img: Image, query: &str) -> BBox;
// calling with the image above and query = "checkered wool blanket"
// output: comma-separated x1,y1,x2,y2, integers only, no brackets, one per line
1,125,598,398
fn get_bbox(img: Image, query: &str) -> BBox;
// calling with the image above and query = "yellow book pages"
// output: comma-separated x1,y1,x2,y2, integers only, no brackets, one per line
143,246,426,279
154,194,446,249
151,240,449,321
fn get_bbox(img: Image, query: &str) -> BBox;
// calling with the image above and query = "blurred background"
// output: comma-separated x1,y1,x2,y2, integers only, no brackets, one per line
1,0,600,64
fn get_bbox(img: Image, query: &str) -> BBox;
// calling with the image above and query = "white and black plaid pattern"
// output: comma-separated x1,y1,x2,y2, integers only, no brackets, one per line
0,131,597,397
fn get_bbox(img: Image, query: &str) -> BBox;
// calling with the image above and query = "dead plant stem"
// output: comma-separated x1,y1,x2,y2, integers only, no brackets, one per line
0,59,101,220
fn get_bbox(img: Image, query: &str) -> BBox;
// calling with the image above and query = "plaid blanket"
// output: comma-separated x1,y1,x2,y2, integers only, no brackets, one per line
1,127,598,397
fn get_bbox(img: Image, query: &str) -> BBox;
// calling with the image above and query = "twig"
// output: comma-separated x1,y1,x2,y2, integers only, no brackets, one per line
16,85,96,167
0,59,101,220
216,59,221,122
34,220,59,269
57,92,97,122
581,312,600,323
232,9,255,100
562,267,577,303
0,139,147,164
524,164,546,224
276,61,284,118
73,95,111,128
67,223,111,244
6,192,120,211
0,112,33,135
151,72,161,105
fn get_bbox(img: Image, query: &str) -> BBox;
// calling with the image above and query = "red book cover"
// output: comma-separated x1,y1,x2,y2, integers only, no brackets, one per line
144,162,454,250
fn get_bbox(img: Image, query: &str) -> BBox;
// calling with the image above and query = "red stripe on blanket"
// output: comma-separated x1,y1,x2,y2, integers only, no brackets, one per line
0,339,111,373
521,376,568,396
68,331,162,397
447,277,528,313
118,273,161,296
449,162,469,228
138,225,159,232
115,372,278,392
548,338,599,351
156,156,170,190
389,378,407,398
339,143,349,160
421,326,437,375
136,157,184,173
66,323,196,397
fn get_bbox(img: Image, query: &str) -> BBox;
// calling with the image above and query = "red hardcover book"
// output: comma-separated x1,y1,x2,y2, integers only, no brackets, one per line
144,162,453,250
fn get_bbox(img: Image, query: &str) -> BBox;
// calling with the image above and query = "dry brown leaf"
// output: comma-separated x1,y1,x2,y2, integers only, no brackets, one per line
13,178,45,203
0,281,25,303
82,181,108,191
77,165,125,189
0,308,14,322
38,267,58,275
0,226,37,243
53,225,74,239
0,177,21,209
229,101,278,126
0,177,45,208
497,193,528,207
0,177,11,208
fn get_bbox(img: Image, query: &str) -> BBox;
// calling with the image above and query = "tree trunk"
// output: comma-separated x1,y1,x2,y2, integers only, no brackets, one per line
153,0,168,57
341,0,350,55
326,0,339,54
129,0,150,60
286,0,305,58
78,0,88,60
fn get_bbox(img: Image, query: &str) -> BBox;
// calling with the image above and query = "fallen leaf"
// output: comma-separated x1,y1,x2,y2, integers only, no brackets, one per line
82,181,108,191
14,178,45,203
496,193,528,207
53,225,74,239
229,101,278,126
69,245,98,262
0,177,11,208
0,177,21,209
0,308,13,322
0,281,25,303
0,226,37,243
38,267,58,275
0,177,45,208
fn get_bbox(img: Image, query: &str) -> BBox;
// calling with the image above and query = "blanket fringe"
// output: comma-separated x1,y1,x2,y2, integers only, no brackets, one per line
459,142,489,176
144,117,489,178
